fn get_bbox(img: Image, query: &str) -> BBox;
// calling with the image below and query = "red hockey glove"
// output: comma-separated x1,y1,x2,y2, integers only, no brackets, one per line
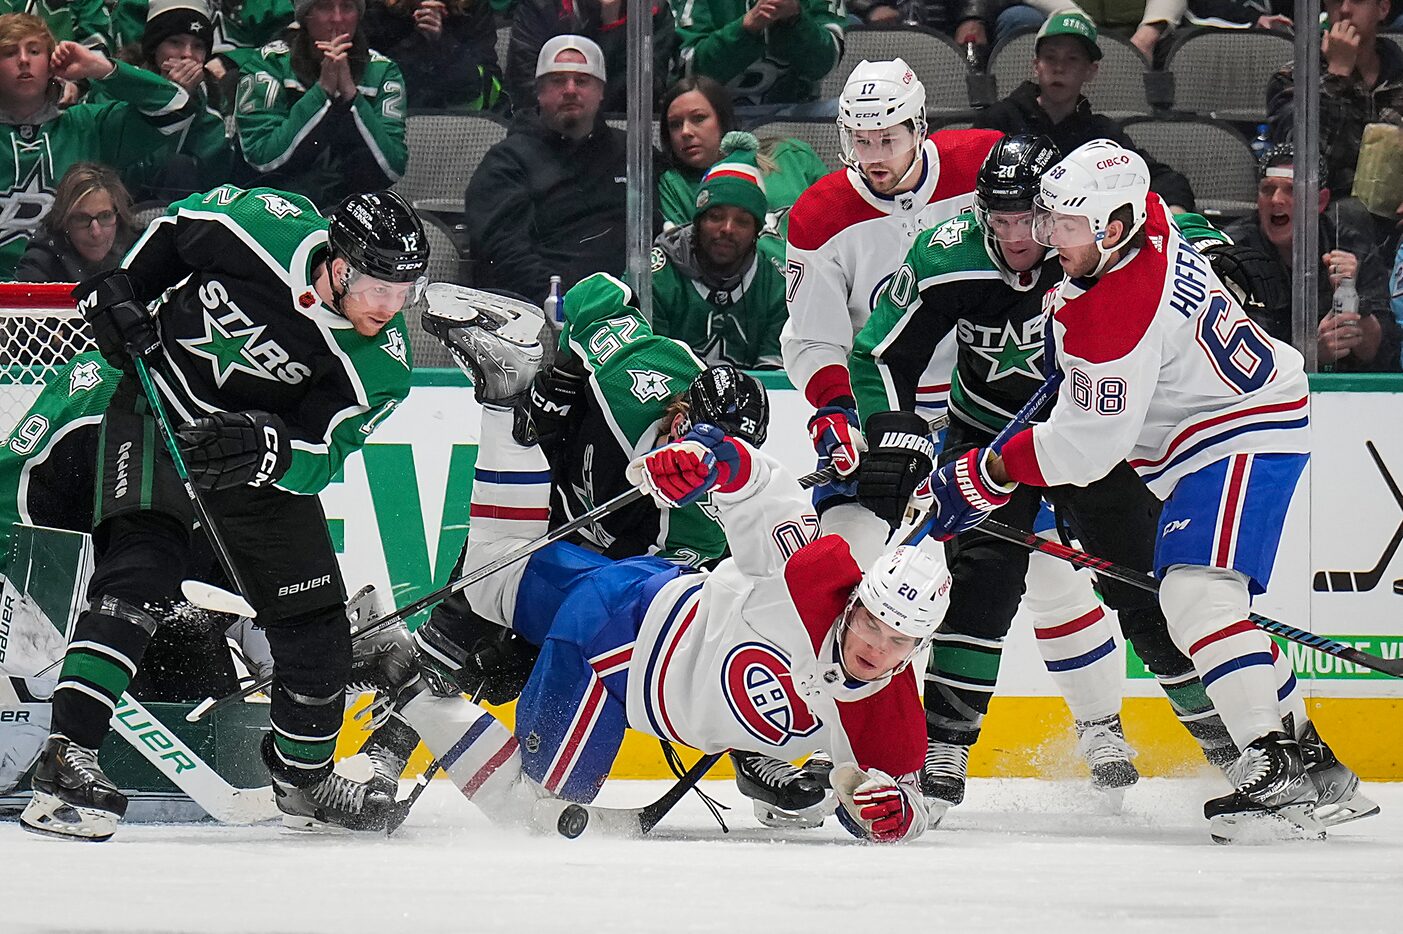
808,406,866,478
833,765,926,843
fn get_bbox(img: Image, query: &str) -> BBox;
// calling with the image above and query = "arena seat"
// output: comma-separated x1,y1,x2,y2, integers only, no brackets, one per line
751,119,844,172
398,113,509,216
818,26,975,116
989,28,1153,120
496,25,512,72
1165,27,1293,124
1122,115,1259,218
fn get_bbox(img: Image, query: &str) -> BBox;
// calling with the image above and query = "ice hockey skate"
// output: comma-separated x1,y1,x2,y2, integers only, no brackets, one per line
421,283,544,407
19,734,128,842
920,739,969,828
1076,715,1139,811
267,739,397,833
1298,720,1379,827
1204,731,1324,844
731,750,831,829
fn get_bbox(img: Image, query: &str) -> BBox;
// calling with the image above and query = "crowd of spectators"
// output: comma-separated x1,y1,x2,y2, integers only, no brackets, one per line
0,0,1401,373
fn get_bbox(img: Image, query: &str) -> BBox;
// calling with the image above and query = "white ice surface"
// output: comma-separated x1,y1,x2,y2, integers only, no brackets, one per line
3,776,1401,934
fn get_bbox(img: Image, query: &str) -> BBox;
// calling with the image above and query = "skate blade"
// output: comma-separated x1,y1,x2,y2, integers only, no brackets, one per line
752,797,832,830
279,814,357,834
1091,783,1126,815
1209,802,1326,845
19,792,118,842
1314,793,1381,828
925,798,952,831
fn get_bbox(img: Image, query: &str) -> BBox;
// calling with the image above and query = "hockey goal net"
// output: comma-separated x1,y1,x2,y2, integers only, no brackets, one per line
0,283,94,438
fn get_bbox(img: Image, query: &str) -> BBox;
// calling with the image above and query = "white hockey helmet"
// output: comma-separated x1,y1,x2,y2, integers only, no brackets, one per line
838,543,952,678
837,58,927,168
1033,139,1149,272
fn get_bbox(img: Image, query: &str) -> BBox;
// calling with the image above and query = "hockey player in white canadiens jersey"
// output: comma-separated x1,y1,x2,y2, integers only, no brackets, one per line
926,139,1377,843
782,57,1000,565
370,312,947,843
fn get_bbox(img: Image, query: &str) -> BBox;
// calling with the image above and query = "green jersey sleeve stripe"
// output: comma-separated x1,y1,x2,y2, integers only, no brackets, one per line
243,96,332,173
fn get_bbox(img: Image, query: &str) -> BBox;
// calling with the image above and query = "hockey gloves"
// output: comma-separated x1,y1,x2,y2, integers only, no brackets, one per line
832,764,928,843
857,411,936,525
176,410,292,492
73,270,159,369
626,424,754,508
926,447,1017,540
512,356,587,453
808,406,866,485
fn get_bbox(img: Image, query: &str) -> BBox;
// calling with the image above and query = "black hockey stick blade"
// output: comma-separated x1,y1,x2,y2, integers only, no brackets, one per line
1313,441,1403,592
385,760,440,836
979,519,1403,679
545,751,726,838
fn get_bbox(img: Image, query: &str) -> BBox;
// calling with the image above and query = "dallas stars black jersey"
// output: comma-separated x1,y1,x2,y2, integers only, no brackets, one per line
118,185,412,496
852,211,1059,433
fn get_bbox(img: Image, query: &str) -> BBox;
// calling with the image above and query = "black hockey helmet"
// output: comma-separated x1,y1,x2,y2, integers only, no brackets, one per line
686,364,769,447
328,190,430,283
975,134,1061,215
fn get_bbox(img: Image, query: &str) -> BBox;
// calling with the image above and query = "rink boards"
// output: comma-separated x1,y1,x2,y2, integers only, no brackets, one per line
323,371,1403,780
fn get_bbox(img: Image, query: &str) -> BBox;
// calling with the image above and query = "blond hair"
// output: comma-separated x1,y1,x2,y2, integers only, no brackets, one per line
0,13,55,57
43,162,134,238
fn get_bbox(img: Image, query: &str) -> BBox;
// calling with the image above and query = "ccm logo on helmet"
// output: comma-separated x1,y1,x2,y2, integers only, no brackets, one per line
721,643,820,747
1097,155,1131,170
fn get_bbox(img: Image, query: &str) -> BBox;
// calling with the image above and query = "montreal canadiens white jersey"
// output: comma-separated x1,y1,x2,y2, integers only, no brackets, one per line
781,130,1002,410
622,451,926,778
1001,195,1310,498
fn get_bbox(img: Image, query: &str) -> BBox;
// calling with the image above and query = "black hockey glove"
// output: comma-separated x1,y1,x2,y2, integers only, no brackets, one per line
1202,242,1290,318
460,628,541,706
175,410,292,492
857,410,937,526
73,270,159,369
512,355,587,453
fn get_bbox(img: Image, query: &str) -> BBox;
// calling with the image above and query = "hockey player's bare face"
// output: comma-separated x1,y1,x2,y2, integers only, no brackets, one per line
323,259,414,336
537,52,604,140
667,90,723,170
841,605,919,681
696,205,758,273
0,36,51,115
851,127,920,194
987,210,1043,271
303,0,361,43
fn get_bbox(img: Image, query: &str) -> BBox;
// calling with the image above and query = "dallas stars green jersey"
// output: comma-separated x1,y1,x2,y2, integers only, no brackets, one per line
648,241,788,369
0,61,193,279
675,0,845,106
110,0,294,54
119,185,412,496
0,352,119,556
852,211,1060,434
1,0,110,48
556,272,728,567
234,39,407,208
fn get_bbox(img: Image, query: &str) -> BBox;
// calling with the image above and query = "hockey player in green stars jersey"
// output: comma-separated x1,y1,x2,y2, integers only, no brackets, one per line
0,15,202,278
850,136,1249,814
21,186,429,842
233,0,407,207
650,132,790,370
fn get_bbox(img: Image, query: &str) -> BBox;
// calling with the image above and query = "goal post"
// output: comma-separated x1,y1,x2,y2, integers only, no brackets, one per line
0,283,94,438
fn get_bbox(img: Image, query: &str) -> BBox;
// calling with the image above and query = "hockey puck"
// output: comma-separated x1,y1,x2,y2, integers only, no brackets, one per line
1394,579,1403,595
557,804,589,838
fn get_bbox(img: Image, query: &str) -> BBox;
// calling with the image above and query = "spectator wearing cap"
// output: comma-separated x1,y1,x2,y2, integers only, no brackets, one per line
99,0,232,199
1225,143,1399,372
973,10,1196,211
506,0,676,114
1267,0,1403,200
232,0,406,207
0,13,195,279
674,0,845,109
111,0,296,58
363,0,503,111
15,162,135,282
649,131,789,368
657,75,826,233
465,35,652,303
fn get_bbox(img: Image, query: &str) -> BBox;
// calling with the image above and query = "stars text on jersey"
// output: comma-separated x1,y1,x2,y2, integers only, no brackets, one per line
961,317,1045,382
180,279,312,387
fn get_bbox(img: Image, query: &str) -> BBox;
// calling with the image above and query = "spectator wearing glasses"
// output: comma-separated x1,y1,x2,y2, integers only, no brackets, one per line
15,163,134,282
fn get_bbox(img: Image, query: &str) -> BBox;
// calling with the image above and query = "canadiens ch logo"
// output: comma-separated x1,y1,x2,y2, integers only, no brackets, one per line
721,643,820,746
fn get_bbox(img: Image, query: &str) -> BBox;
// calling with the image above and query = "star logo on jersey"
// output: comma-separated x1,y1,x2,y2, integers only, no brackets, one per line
0,153,56,255
969,319,1045,383
721,643,820,746
256,192,302,219
628,369,672,403
381,326,408,368
928,217,970,250
68,360,104,396
180,314,279,387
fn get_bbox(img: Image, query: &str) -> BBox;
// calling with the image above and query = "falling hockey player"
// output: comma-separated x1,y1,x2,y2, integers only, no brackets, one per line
22,186,430,842
924,138,1378,843
357,274,951,843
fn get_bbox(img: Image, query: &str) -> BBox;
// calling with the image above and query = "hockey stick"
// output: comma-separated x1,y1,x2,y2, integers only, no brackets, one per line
979,518,1403,678
110,692,278,823
1314,441,1403,593
538,750,728,838
188,464,841,722
131,358,257,619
